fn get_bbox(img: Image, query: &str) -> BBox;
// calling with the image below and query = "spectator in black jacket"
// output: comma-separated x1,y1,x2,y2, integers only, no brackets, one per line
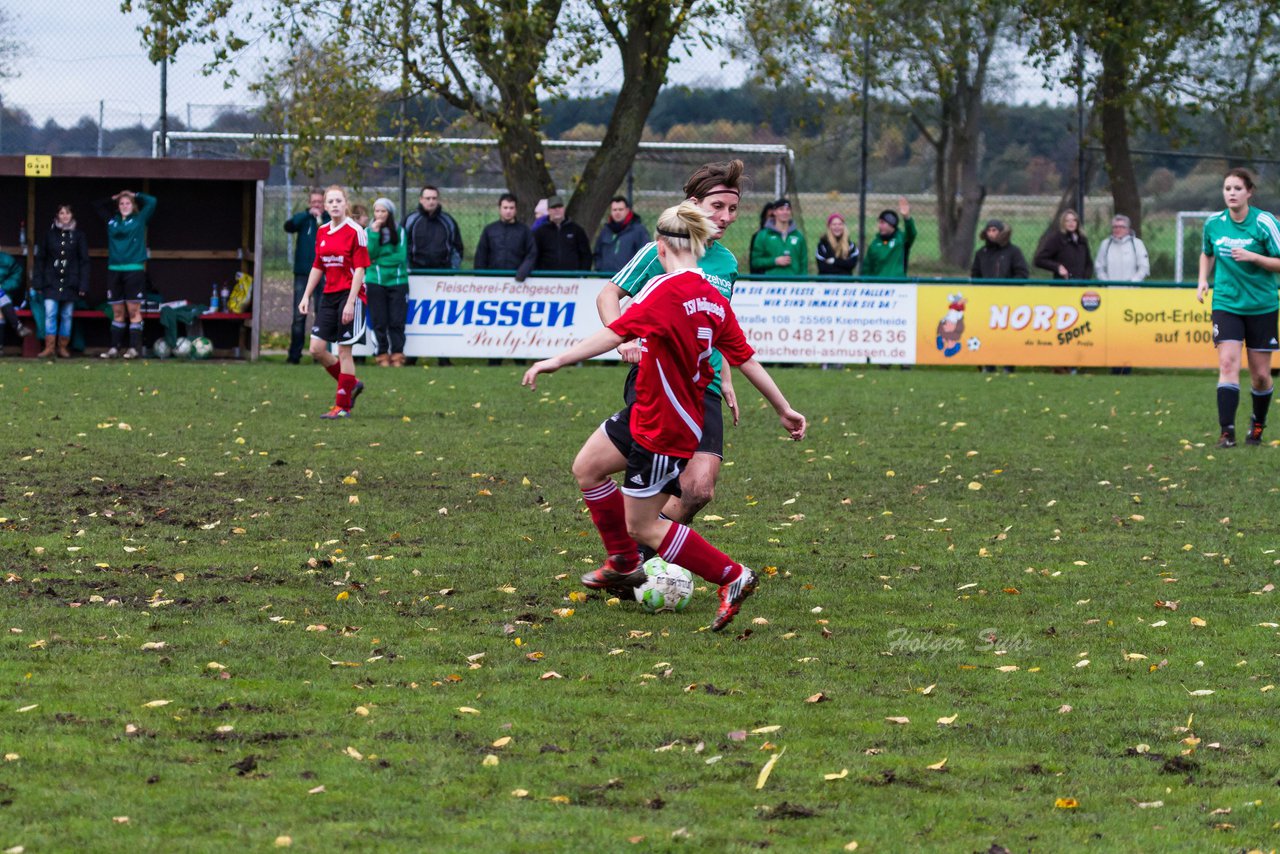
971,219,1029,373
815,213,859,276
1034,209,1094,280
474,193,536,282
593,196,650,273
404,185,464,270
533,196,592,271
32,204,89,358
971,219,1030,280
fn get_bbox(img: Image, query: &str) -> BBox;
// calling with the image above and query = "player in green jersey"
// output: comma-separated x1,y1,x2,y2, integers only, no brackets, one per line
1197,168,1280,447
593,160,745,532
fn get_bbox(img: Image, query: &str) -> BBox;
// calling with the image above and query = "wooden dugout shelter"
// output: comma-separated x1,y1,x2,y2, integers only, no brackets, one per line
0,155,269,358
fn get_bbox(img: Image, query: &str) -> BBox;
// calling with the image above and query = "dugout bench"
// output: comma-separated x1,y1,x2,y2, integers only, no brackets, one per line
0,154,269,359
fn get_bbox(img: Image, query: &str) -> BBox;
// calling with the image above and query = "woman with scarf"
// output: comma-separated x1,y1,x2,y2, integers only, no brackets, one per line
32,204,89,358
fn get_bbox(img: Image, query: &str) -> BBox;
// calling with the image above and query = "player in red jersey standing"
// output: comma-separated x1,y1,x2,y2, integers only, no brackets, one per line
523,202,807,631
298,185,371,419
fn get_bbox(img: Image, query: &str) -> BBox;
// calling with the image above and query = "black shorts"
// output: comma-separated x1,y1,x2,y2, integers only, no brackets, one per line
106,269,146,304
1213,309,1279,352
602,408,686,498
312,291,367,346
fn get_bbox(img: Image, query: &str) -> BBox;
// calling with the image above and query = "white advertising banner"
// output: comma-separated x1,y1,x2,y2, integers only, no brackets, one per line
356,274,918,364
355,274,609,360
729,281,918,364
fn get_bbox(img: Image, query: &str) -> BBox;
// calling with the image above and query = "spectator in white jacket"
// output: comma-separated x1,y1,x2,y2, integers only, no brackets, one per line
1094,215,1150,282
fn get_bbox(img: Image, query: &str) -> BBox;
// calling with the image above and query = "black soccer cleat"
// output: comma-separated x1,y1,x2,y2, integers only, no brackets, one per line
1246,420,1265,446
1217,429,1237,449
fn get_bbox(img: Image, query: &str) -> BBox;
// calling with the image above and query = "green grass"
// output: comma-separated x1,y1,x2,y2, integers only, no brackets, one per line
3,361,1279,851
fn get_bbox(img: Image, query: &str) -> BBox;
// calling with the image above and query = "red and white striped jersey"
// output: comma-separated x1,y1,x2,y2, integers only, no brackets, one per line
314,218,371,301
608,268,755,457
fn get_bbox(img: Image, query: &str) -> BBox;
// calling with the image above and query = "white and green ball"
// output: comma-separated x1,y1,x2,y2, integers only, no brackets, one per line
633,556,695,613
190,336,213,359
173,337,193,358
152,339,172,359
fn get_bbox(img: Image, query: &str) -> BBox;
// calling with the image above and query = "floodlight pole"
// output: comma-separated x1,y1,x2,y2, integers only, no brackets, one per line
858,31,871,258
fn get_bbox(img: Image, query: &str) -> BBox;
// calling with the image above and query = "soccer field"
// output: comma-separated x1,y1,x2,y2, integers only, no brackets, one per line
3,361,1277,851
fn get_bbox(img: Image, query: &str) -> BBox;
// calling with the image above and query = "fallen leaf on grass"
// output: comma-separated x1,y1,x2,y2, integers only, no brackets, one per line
457,707,481,715
844,843,859,852
142,700,170,708
1136,800,1163,809
511,789,529,798
1190,617,1207,627
274,837,291,847
492,737,512,748
728,730,747,741
308,785,325,795
937,714,958,725
926,757,948,771
482,755,499,766
804,692,828,704
885,716,910,725
540,671,563,680
751,725,781,734
15,705,37,713
343,746,363,760
112,816,130,824
755,746,785,790
1182,687,1215,696
1054,798,1079,809
823,769,848,780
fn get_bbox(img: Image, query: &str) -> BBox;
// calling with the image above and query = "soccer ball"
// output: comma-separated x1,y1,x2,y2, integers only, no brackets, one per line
966,336,981,352
152,339,172,359
633,556,695,613
174,337,193,358
190,336,213,359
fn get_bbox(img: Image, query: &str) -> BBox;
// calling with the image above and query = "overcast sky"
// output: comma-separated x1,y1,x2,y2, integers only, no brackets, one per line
2,3,1059,131
3,4,260,128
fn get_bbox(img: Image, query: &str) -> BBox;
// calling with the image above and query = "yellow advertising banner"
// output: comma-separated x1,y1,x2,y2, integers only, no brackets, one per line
915,284,1217,368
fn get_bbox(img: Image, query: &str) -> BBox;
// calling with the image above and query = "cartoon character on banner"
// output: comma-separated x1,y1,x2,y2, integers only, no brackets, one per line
937,292,971,357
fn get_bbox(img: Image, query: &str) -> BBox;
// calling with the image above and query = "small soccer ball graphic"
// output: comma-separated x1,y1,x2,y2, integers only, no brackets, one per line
151,339,172,359
173,337,193,358
189,336,213,359
633,556,695,613
966,336,981,352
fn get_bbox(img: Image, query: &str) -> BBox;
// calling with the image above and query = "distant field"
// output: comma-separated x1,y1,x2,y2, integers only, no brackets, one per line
3,361,1279,851
261,188,1202,281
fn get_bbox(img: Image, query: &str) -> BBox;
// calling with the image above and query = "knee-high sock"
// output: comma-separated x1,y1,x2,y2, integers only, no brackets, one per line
581,480,636,558
659,523,742,585
110,321,126,349
1252,385,1273,427
128,322,142,350
1218,383,1240,431
325,361,341,381
336,373,357,408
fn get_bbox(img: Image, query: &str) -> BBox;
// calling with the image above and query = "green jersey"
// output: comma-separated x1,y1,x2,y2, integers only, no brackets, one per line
862,216,917,278
105,192,156,271
610,240,739,397
366,226,409,288
1202,207,1280,315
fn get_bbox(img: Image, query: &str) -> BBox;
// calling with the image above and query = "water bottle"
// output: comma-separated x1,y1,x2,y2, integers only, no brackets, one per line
18,221,25,249
209,284,220,313
221,286,231,312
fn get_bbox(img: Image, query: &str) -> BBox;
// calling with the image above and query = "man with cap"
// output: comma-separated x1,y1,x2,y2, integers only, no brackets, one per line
533,195,593,272
749,198,807,277
861,196,917,277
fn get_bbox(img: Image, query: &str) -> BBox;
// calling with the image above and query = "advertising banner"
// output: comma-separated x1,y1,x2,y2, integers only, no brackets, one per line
708,280,916,364
358,274,606,360
915,284,1215,368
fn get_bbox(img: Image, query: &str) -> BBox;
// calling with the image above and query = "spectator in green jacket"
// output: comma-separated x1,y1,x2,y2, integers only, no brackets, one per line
95,190,157,359
283,189,330,364
366,198,409,367
0,251,33,349
750,198,807,277
862,197,916,278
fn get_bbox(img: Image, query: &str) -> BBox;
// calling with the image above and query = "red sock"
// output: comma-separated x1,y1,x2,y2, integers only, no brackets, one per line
336,373,357,408
659,523,742,585
325,361,341,381
581,481,637,559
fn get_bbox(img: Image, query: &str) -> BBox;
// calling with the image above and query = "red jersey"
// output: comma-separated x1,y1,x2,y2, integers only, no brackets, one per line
608,268,755,458
313,219,371,301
